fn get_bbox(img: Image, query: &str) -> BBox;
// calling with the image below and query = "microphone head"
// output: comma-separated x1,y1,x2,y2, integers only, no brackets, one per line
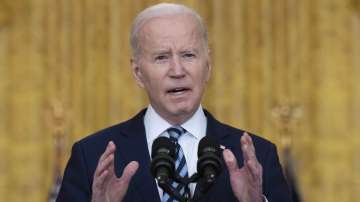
198,136,220,157
197,136,222,184
152,136,176,158
150,136,176,184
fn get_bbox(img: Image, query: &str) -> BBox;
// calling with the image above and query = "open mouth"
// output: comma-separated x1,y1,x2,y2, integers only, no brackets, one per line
167,87,190,94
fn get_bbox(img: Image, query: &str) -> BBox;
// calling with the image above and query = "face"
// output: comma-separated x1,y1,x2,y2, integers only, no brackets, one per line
131,14,211,124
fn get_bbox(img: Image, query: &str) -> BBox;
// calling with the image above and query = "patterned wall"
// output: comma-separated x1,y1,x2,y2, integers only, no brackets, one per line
0,0,359,201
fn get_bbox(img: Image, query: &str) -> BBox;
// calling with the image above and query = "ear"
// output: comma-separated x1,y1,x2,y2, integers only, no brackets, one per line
131,58,145,88
205,49,212,82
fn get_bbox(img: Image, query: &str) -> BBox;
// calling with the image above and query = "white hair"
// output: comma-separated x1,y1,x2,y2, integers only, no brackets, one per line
130,3,208,57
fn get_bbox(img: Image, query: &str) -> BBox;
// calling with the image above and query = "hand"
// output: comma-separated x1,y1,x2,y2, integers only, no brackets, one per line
223,132,263,202
91,141,139,202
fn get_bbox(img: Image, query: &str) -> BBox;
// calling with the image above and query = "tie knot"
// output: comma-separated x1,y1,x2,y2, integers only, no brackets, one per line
167,126,185,141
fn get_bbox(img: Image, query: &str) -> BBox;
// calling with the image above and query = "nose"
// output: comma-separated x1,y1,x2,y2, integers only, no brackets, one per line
169,55,185,78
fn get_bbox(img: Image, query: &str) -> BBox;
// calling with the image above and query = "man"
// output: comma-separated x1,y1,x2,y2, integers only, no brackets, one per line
57,3,291,202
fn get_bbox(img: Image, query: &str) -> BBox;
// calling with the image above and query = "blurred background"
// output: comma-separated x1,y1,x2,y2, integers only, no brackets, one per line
0,0,360,201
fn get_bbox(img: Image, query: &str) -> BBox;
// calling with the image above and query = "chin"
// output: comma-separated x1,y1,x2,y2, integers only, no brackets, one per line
170,103,197,117
161,106,196,125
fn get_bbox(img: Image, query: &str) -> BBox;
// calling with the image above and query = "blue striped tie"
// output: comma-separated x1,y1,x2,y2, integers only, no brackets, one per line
161,126,190,202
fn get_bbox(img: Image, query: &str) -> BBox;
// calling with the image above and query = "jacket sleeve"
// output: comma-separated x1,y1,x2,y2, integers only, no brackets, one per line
262,143,293,202
56,142,92,202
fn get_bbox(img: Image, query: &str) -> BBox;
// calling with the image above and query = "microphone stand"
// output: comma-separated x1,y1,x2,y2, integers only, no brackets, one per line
159,173,211,202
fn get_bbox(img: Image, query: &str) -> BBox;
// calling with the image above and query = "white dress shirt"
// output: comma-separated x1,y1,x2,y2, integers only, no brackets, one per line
144,105,207,199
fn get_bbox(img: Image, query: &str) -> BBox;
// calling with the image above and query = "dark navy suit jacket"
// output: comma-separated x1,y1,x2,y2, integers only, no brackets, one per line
57,109,292,202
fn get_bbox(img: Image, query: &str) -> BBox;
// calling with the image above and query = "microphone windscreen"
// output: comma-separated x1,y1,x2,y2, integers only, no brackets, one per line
152,136,176,158
198,136,219,157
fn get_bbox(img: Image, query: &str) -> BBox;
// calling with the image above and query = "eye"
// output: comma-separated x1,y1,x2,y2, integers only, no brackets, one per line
183,53,196,58
155,55,168,61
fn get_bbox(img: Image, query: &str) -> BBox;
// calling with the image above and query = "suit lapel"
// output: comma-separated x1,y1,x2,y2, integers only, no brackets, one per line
204,110,230,142
114,109,160,202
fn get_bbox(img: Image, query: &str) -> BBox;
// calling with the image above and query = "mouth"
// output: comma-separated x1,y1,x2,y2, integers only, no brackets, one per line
166,87,191,95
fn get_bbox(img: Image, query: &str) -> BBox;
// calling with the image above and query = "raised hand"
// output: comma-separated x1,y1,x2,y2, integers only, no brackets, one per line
91,141,139,202
223,133,263,202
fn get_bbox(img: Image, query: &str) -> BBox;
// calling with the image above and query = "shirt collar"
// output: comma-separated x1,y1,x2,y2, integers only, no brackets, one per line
181,106,207,140
144,105,207,147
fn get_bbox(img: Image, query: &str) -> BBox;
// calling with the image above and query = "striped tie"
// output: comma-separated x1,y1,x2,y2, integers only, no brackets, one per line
162,126,190,202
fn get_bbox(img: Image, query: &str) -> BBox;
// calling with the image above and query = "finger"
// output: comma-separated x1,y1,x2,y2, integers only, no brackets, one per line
114,161,139,200
95,153,114,177
120,161,139,184
244,132,256,153
223,149,239,173
245,159,262,181
93,169,109,189
241,133,257,163
99,141,116,164
95,142,116,177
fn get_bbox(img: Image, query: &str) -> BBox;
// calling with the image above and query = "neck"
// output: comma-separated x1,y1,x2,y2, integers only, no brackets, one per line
151,106,199,125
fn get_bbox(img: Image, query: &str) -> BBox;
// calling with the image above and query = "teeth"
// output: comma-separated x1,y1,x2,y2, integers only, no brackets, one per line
169,88,186,93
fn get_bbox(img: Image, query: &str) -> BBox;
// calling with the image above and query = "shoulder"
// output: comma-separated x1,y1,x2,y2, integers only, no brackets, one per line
204,109,275,148
74,108,147,149
204,109,277,162
222,121,276,151
222,123,279,169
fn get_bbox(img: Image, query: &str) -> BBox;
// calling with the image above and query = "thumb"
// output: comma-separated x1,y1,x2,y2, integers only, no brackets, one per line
121,161,139,184
113,161,139,201
223,149,239,173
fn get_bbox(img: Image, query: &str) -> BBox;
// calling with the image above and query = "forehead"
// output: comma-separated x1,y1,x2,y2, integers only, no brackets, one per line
139,14,202,49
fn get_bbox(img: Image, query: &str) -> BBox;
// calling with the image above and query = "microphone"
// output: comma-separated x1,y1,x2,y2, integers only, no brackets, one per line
197,136,222,185
151,137,186,202
150,137,176,185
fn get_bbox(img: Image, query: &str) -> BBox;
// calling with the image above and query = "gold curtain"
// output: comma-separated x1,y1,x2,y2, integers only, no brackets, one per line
0,0,359,201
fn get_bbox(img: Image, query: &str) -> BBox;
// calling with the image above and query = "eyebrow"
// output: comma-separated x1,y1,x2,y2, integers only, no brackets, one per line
180,49,199,54
150,47,200,56
152,50,171,55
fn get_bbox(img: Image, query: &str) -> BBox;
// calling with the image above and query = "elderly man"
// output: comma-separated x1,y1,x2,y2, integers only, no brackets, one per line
57,3,291,202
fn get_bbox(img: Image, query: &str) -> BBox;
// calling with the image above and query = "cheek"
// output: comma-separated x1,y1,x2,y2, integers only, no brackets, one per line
198,67,210,85
143,74,163,95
